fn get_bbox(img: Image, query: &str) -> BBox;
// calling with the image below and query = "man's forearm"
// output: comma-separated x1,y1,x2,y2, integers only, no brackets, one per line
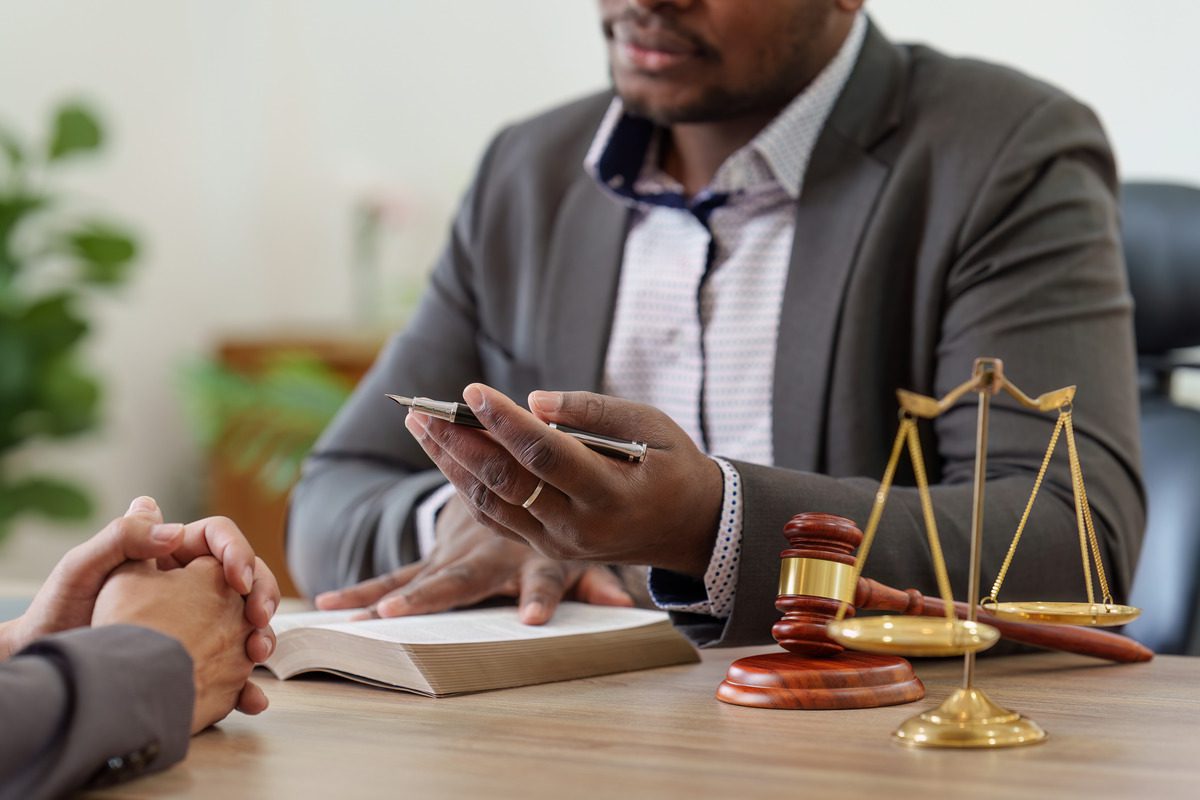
707,449,1142,650
287,457,446,596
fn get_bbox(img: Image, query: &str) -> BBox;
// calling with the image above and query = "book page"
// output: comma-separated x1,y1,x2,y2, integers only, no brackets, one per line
271,608,360,634
275,602,672,645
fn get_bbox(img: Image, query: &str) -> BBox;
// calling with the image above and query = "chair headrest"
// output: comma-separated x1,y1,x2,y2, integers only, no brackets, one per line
1121,182,1200,356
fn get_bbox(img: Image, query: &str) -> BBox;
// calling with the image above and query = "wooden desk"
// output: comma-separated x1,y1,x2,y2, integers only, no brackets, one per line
88,649,1198,800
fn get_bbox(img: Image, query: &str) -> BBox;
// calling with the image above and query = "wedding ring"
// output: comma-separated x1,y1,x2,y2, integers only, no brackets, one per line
521,479,545,509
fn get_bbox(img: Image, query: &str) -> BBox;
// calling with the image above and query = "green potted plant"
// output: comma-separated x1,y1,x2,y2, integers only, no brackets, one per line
179,353,352,497
0,102,138,543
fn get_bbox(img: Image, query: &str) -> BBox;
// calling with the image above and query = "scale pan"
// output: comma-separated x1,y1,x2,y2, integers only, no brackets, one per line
986,601,1140,626
826,616,1000,657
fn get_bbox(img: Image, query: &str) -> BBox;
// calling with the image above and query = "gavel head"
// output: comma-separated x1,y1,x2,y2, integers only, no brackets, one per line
771,512,863,657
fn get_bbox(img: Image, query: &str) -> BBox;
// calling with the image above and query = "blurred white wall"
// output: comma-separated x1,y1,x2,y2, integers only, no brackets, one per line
0,0,1197,579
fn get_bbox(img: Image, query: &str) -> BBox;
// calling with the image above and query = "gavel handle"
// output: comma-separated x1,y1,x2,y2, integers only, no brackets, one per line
855,578,1153,663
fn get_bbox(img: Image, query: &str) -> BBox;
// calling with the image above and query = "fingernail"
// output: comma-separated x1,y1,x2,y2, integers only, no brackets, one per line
127,496,158,515
405,412,426,435
529,391,561,413
521,601,546,623
241,566,254,592
315,591,335,607
608,588,635,606
260,631,274,658
150,523,183,542
264,599,276,619
463,383,485,412
378,595,409,616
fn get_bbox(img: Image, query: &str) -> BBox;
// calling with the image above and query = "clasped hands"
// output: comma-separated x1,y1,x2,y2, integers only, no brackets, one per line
0,497,280,733
319,384,723,624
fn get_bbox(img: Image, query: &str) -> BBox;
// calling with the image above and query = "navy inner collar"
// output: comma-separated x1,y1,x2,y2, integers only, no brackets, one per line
595,114,728,226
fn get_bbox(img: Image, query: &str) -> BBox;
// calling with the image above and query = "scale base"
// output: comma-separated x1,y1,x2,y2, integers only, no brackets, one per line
892,687,1046,748
717,651,925,710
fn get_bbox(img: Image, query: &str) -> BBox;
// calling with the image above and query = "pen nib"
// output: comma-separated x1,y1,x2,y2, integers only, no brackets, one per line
385,394,414,407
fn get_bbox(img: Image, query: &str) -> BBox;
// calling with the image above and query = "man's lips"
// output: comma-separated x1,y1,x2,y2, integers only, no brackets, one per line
615,40,694,71
611,22,704,72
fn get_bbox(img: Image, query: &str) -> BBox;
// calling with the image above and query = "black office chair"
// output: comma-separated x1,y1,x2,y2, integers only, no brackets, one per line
1121,182,1200,655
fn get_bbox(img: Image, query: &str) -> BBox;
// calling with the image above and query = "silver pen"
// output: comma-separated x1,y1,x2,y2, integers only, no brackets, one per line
386,394,648,462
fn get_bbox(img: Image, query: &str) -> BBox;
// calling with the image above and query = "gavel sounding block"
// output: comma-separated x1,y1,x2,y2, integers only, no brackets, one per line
717,651,924,710
717,512,924,710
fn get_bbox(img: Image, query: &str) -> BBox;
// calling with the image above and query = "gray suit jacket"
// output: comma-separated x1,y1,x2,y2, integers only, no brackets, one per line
0,626,192,799
289,22,1144,646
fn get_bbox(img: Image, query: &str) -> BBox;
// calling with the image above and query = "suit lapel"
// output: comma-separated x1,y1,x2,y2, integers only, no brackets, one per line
772,142,889,471
772,22,908,471
539,176,629,392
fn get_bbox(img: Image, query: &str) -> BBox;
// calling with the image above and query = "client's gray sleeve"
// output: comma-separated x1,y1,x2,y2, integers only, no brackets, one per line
0,625,193,800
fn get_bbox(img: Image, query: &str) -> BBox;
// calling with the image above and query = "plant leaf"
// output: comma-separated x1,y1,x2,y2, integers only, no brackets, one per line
33,357,100,437
178,353,352,497
0,476,92,522
0,193,47,279
47,104,103,161
0,315,33,401
66,222,138,284
0,124,22,170
18,293,88,357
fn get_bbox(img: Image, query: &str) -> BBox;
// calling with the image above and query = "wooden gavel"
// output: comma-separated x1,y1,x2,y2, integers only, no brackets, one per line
773,512,1152,663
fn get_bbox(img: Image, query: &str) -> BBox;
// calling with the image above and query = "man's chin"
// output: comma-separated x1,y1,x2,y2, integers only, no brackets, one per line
613,79,751,127
618,96,736,127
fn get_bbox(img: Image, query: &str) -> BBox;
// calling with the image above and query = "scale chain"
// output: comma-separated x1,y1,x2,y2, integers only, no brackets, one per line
986,407,1116,610
835,416,911,622
1064,412,1114,606
836,414,959,624
986,411,1066,604
905,420,958,622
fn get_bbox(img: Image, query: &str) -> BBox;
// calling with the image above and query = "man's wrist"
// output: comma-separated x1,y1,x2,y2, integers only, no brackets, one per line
672,456,725,579
649,457,744,619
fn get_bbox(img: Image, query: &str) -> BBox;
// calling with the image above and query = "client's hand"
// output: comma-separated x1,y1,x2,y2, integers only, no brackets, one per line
404,384,723,578
0,497,279,715
1,497,190,658
160,513,280,664
315,493,633,624
91,557,256,733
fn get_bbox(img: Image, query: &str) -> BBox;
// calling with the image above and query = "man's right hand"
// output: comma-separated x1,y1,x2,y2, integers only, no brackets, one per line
314,494,634,624
91,557,256,734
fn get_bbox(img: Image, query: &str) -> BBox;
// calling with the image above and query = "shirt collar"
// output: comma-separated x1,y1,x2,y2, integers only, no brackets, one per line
585,12,867,204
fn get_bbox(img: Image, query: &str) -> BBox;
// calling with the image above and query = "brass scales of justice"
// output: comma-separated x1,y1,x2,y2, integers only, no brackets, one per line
717,357,1144,749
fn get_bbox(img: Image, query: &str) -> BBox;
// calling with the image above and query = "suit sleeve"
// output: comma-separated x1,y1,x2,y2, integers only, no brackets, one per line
0,625,193,800
691,95,1145,647
286,131,511,598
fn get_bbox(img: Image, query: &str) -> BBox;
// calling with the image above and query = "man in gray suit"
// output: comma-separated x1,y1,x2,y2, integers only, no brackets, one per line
0,497,280,798
291,0,1143,646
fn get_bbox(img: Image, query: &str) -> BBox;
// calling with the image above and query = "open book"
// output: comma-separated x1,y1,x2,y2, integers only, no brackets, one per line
263,602,699,696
